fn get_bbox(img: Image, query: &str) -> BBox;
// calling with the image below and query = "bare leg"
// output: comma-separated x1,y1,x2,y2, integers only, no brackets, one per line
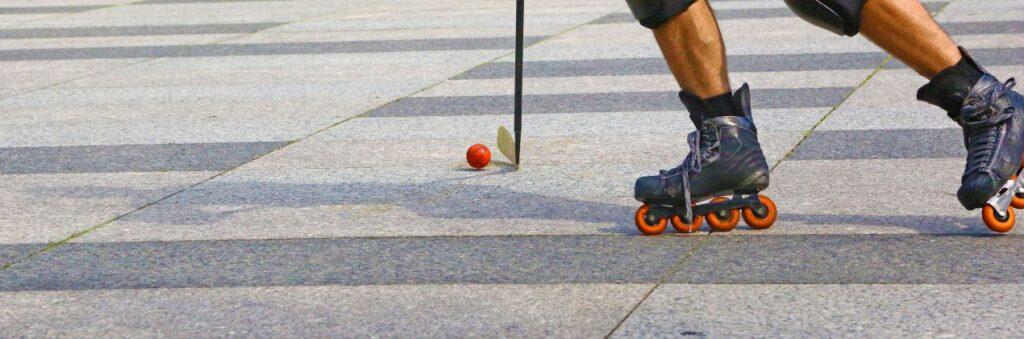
652,0,730,98
860,0,960,79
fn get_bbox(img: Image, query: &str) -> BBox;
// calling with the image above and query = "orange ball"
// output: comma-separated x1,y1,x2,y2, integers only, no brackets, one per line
466,144,491,169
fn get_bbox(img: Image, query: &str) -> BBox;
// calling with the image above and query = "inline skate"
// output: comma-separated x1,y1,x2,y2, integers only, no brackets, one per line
634,84,778,235
919,48,1024,232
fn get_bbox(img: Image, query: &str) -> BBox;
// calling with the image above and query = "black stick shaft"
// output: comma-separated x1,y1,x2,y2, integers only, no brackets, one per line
514,0,524,165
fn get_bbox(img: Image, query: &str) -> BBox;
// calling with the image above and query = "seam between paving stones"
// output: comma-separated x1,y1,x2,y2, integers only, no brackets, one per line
0,6,455,270
770,0,957,172
605,234,712,337
0,10,621,270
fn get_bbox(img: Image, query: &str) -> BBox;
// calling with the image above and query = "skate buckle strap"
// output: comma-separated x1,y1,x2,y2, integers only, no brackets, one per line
962,78,1016,174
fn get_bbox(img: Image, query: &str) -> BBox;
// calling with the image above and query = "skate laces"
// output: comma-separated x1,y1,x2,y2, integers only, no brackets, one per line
961,78,1016,174
658,125,718,184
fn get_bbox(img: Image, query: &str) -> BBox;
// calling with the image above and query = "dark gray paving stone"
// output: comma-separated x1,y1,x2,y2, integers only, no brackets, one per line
0,23,284,39
0,5,109,14
0,244,38,268
0,36,546,61
456,52,888,79
457,47,1021,80
0,236,698,291
789,128,963,160
367,87,851,117
0,141,287,174
591,2,948,25
671,234,1024,284
3,234,1023,291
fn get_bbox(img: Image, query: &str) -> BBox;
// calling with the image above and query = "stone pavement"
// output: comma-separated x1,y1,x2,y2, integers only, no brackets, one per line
1,0,1023,336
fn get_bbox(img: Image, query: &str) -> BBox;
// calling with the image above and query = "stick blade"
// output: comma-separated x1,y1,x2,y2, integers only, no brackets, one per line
497,125,518,166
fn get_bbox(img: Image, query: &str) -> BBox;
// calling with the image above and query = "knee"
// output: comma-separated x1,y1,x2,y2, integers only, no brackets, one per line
626,0,698,29
784,0,868,36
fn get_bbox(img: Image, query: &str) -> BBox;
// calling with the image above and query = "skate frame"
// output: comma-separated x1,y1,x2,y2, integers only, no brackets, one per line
987,165,1024,218
644,190,766,222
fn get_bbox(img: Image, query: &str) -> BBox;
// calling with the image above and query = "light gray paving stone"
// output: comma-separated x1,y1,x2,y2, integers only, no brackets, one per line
63,130,794,241
592,2,948,25
425,71,870,97
0,236,698,290
0,36,546,61
615,284,1024,337
513,1,1005,63
275,12,607,35
234,26,569,44
803,64,1023,136
473,46,1017,80
831,66,1024,111
0,22,283,39
320,109,826,142
367,87,852,117
137,0,309,3
0,33,240,50
242,129,802,171
513,18,879,62
0,171,215,254
266,1,616,33
942,20,1024,35
54,49,502,88
754,158,986,235
456,52,889,79
818,106,960,131
2,51,498,146
0,59,139,98
940,0,1024,23
0,283,647,337
46,0,341,26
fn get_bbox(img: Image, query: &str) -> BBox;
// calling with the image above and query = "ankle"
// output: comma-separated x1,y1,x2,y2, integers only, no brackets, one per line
918,48,985,120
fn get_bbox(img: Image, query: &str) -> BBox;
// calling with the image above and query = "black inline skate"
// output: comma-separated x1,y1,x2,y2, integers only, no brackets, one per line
919,47,1024,233
633,84,777,235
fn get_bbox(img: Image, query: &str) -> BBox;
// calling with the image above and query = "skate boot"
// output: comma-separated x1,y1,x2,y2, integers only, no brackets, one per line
633,84,777,235
919,47,1024,233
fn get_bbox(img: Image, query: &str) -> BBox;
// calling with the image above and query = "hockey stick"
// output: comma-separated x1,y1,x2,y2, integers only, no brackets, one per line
497,0,524,167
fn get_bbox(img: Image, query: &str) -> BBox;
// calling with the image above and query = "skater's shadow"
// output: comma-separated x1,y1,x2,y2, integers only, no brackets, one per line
29,178,1003,235
31,179,640,234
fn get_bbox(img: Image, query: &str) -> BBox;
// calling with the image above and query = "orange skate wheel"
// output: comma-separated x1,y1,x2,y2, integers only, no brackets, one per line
1012,191,1024,209
671,214,703,233
635,204,667,235
742,195,778,230
706,197,740,232
982,205,1015,233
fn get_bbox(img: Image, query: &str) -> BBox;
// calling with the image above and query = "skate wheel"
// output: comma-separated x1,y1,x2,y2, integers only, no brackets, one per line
742,195,778,230
635,204,667,235
706,197,740,232
1012,191,1024,209
671,214,703,233
982,205,1015,233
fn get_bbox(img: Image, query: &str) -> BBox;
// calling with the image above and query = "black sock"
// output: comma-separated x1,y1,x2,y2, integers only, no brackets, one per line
918,56,984,120
703,91,740,119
